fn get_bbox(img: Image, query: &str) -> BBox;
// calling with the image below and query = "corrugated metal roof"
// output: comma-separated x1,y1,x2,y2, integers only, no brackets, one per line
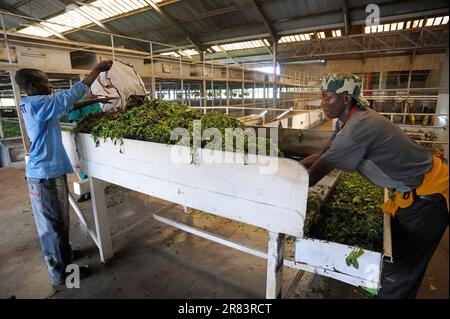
263,0,341,21
2,0,67,17
166,0,249,20
1,0,448,61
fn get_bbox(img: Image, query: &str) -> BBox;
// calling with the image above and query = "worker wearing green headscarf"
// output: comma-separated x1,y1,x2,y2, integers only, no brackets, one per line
300,73,448,299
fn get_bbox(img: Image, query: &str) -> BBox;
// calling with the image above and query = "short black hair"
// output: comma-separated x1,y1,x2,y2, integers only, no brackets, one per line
15,68,47,90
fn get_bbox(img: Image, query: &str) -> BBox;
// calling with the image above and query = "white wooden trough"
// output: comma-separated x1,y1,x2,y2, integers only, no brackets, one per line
61,130,386,298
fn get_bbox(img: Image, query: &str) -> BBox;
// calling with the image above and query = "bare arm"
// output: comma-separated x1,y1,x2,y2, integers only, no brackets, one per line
73,97,116,110
299,136,333,169
300,152,322,169
82,60,113,87
307,158,334,187
299,136,336,187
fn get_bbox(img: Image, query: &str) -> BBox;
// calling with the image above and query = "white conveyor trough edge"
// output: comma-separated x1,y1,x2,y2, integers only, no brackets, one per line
62,130,384,298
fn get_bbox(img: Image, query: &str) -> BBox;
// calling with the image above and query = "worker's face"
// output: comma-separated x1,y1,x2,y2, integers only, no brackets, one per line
320,91,349,119
29,72,53,95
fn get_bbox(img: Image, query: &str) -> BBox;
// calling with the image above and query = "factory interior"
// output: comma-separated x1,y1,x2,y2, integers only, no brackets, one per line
0,0,448,300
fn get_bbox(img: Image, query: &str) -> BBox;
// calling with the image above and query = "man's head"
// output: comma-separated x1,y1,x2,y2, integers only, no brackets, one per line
15,68,52,95
320,73,369,119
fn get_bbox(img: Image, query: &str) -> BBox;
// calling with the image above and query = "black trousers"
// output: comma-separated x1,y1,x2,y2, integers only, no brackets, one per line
378,196,448,299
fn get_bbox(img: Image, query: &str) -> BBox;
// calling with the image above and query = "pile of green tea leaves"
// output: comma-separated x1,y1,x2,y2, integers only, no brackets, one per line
75,97,280,157
307,172,384,251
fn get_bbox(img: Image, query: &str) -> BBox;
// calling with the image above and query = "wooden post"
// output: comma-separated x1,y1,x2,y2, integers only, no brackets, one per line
266,231,285,299
90,177,113,263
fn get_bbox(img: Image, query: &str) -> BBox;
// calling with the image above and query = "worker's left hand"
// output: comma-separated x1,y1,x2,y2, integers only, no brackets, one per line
95,60,113,72
96,96,118,103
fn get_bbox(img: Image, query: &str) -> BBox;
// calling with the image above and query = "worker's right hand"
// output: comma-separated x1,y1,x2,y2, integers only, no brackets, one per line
95,60,113,72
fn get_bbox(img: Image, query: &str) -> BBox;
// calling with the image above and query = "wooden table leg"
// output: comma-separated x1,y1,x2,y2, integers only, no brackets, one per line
90,177,113,263
266,231,285,299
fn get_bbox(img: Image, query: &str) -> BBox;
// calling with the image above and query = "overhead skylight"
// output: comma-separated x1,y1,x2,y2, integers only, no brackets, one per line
181,49,199,57
364,15,448,34
318,31,326,39
17,0,164,38
331,29,341,37
279,32,313,43
159,51,180,58
211,39,268,52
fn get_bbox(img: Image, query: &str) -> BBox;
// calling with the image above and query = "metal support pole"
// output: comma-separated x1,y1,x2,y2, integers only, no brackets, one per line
263,81,266,108
110,34,115,59
0,14,13,64
179,51,184,105
242,67,245,116
199,83,202,108
1,14,29,149
201,52,207,111
404,67,413,124
9,72,30,153
187,83,191,107
226,64,230,107
150,43,156,99
211,57,214,107
203,80,207,113
272,41,278,109
253,81,256,106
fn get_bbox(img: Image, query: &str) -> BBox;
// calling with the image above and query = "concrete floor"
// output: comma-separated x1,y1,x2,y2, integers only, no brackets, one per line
0,166,448,299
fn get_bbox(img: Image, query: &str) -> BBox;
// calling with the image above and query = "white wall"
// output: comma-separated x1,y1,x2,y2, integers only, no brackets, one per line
14,45,72,69
282,53,446,79
267,110,324,129
291,110,324,129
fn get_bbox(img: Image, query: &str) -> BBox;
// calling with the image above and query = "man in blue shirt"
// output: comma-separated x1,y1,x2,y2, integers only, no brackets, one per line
15,60,113,288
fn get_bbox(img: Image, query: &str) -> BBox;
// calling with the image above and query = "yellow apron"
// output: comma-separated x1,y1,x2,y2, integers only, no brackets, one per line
383,156,449,216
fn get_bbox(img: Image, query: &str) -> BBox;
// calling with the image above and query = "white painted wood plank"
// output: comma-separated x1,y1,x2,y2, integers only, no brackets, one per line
65,133,309,237
153,214,268,259
383,188,393,260
90,177,113,263
68,193,99,248
295,238,382,288
266,232,285,299
76,134,306,209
